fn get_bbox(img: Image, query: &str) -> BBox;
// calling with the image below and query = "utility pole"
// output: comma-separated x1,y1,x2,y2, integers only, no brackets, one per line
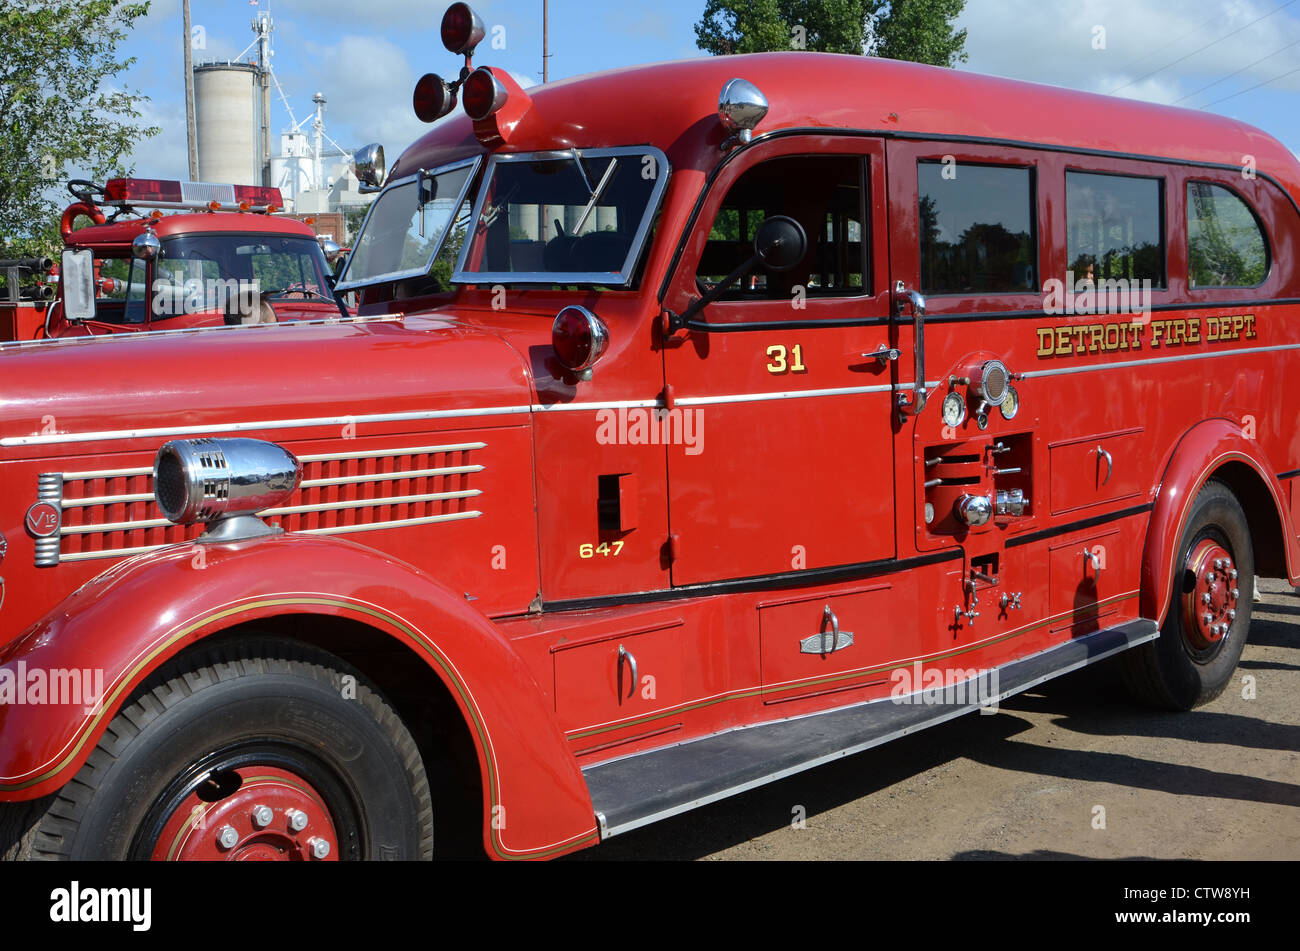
183,0,198,179
543,0,549,83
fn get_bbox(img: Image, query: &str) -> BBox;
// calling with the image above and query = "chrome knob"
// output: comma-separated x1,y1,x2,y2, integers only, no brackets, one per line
954,494,993,527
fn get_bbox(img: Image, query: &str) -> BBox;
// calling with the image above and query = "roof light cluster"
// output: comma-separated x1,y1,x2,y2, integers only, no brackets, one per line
411,3,529,137
103,179,283,213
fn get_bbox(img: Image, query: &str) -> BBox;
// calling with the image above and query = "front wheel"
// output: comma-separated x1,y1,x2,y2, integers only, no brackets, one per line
15,637,432,860
1124,480,1253,710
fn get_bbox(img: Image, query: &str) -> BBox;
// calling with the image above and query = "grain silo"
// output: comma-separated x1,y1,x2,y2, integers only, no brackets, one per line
194,62,259,185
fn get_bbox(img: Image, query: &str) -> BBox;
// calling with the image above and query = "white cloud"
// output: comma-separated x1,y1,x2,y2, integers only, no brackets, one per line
958,0,1300,107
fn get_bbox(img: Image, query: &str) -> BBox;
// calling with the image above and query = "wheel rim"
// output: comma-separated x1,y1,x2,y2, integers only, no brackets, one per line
1181,537,1241,655
134,744,361,861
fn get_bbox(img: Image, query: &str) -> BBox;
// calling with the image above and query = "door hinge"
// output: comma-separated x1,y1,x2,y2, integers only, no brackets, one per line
664,533,680,564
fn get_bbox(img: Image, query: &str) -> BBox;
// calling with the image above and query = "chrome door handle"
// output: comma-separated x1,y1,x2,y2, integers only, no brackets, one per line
617,644,638,701
1096,446,1113,486
893,282,927,420
1083,549,1102,579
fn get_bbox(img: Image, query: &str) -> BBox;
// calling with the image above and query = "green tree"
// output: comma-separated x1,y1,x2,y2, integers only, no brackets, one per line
695,0,967,67
0,1,159,258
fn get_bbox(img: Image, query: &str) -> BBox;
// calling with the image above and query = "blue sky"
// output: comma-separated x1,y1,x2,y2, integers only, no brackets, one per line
115,0,1300,180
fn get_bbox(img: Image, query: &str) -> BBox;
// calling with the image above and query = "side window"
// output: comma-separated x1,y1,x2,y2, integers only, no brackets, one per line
1187,182,1269,288
918,162,1035,294
1066,172,1164,286
696,155,868,301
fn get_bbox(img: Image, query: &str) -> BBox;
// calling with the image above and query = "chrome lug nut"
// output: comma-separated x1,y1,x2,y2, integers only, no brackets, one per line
217,825,239,850
1231,587,1240,599
1227,609,1236,621
1206,572,1216,583
286,808,309,832
1229,569,1238,580
308,837,330,860
1202,613,1213,626
1214,558,1225,570
251,804,273,829
1201,592,1212,605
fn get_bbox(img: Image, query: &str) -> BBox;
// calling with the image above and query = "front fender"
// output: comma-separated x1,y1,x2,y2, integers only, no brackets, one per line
1141,419,1297,625
0,534,598,859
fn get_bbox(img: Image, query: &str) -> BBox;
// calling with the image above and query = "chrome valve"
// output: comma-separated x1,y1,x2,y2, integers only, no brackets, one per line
955,494,993,527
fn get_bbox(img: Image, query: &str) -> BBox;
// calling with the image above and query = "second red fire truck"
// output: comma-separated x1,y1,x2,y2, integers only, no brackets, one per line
1,3,1297,860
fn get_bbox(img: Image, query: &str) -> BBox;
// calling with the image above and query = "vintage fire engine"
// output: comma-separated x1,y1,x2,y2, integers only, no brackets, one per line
0,178,348,341
2,2,1298,860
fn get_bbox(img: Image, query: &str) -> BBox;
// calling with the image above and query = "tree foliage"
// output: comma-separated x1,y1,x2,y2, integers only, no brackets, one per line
0,1,159,257
695,0,968,66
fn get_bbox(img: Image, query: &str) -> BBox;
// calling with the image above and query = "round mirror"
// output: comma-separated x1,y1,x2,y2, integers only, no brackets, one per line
132,231,161,261
320,239,344,264
353,143,387,189
753,215,807,272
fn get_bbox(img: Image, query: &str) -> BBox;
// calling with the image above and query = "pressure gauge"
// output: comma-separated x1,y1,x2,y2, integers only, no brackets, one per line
941,391,967,428
1000,384,1020,420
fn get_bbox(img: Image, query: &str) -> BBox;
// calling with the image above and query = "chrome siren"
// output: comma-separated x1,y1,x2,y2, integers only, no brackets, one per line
154,437,302,542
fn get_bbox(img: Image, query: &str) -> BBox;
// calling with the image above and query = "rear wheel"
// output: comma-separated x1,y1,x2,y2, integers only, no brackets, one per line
11,637,432,860
1124,480,1252,709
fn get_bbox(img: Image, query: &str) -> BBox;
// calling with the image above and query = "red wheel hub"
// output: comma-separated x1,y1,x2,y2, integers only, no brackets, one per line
1181,539,1240,650
151,765,339,861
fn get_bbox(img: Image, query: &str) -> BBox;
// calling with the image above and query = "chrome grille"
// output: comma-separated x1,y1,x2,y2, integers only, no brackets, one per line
42,441,486,565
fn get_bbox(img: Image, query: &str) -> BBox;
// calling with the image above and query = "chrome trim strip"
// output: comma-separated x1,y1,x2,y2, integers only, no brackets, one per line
6,382,942,447
261,489,481,516
58,490,484,534
300,464,483,488
297,442,486,463
60,544,167,563
62,466,153,481
57,444,484,480
62,492,154,508
61,517,171,535
3,406,530,447
1018,341,1300,379
297,511,481,534
452,146,671,288
57,510,484,562
0,314,406,352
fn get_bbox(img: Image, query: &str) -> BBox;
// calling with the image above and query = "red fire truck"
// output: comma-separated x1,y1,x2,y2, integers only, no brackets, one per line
1,3,1297,860
1,178,348,341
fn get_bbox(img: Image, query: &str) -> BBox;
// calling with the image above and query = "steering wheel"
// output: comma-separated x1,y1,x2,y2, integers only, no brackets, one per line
67,179,105,204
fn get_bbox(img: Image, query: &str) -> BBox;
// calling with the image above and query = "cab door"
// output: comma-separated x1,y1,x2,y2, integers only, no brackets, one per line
661,136,899,586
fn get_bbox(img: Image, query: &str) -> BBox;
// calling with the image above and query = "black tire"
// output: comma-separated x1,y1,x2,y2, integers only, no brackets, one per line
1123,480,1253,710
7,637,432,860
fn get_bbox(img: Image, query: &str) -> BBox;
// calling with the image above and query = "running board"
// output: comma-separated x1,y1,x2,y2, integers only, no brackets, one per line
584,618,1159,839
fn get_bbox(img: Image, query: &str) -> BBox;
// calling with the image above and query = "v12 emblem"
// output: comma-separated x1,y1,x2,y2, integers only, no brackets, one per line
25,501,61,538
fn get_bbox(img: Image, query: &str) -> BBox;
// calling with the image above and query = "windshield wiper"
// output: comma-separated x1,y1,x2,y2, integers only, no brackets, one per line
570,158,618,235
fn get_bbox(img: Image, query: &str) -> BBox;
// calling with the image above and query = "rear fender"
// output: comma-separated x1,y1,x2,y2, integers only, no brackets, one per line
0,533,597,859
1142,419,1299,625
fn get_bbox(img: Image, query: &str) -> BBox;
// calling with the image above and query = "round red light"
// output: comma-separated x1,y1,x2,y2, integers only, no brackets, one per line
552,306,608,372
441,3,485,55
413,73,456,123
463,68,506,121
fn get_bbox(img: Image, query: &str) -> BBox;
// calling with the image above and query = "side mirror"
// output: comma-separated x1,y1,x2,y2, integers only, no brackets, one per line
666,214,809,332
61,249,97,323
753,215,807,272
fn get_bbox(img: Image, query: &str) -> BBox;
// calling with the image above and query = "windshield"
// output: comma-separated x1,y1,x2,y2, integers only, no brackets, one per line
453,147,669,286
335,157,479,291
151,233,334,321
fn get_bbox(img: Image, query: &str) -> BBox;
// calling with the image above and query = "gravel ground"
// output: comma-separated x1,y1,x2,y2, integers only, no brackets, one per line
578,578,1299,861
